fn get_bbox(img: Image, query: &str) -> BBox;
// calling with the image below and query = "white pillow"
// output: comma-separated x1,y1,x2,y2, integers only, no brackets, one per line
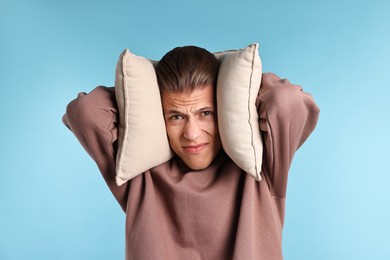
114,50,173,186
215,43,263,180
115,43,263,185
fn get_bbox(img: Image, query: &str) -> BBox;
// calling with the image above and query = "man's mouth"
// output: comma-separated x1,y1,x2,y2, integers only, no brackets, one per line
183,144,207,153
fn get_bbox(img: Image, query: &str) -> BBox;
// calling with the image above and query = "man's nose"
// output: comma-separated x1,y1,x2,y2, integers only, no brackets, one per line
183,119,202,141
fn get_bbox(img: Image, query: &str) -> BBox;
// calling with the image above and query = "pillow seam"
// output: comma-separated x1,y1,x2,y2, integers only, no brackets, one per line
118,50,129,176
248,45,259,178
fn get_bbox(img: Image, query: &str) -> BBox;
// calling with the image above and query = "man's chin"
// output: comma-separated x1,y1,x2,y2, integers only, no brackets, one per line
176,150,223,171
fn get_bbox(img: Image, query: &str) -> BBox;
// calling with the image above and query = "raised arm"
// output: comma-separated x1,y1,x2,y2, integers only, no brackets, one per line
63,86,129,212
256,73,320,198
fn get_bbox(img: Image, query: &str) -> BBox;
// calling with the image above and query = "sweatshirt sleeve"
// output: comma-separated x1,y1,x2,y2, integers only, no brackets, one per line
256,73,320,198
62,86,129,212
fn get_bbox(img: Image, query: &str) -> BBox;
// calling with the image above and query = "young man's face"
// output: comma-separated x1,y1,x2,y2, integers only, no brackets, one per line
162,85,222,170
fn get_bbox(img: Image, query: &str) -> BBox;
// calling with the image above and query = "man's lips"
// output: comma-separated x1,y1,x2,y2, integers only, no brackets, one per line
183,143,207,153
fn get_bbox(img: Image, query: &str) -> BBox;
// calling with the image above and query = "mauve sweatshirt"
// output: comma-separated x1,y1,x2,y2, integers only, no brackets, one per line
63,73,320,260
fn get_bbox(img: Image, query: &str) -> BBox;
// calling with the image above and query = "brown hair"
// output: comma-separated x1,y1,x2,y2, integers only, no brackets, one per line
155,46,220,93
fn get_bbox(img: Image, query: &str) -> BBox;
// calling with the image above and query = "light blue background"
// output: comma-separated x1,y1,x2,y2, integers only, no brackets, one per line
1,0,389,259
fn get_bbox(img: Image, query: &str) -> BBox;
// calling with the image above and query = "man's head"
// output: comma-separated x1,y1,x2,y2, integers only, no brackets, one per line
155,46,222,170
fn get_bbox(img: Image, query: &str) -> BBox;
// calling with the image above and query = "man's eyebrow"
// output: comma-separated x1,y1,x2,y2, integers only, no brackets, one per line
165,109,182,115
197,106,215,112
164,106,215,115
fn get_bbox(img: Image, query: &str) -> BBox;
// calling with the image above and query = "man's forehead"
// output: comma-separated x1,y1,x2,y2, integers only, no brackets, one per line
161,86,216,111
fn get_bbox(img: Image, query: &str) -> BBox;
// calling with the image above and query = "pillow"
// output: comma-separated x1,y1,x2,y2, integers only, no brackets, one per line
214,43,263,181
114,50,173,186
115,43,263,186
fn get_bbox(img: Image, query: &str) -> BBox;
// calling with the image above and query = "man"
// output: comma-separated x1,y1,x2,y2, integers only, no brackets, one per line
63,46,319,259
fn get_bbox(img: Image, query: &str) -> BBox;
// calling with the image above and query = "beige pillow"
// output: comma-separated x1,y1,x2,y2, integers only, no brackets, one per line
115,43,263,186
215,43,263,181
115,50,173,186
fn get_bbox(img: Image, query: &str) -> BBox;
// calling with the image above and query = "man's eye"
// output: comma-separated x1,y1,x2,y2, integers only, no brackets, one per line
170,115,183,120
201,111,214,117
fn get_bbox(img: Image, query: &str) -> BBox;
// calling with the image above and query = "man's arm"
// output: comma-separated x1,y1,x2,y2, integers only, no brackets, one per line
63,86,129,212
257,73,320,198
